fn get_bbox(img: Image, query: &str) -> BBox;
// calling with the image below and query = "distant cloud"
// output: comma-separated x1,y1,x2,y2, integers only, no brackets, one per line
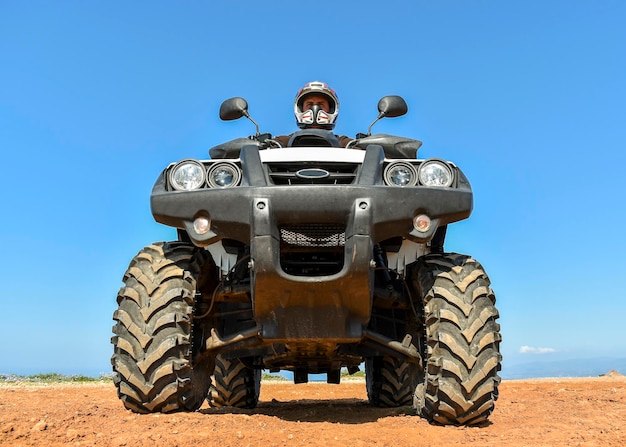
519,345,557,354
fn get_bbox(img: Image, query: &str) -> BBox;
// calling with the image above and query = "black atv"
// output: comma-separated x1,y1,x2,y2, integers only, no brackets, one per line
111,94,501,425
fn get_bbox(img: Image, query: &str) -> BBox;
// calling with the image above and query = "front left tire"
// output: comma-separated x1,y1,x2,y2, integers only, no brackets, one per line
409,253,501,425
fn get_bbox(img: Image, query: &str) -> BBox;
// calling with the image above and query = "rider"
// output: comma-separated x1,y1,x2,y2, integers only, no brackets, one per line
274,81,352,148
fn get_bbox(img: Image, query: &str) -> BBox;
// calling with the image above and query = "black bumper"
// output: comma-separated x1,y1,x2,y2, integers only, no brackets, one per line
150,145,472,341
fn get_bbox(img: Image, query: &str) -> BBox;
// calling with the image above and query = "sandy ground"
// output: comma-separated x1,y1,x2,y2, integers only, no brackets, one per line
1,374,625,447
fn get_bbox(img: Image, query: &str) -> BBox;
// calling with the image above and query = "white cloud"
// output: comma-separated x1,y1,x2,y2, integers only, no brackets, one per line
519,345,557,354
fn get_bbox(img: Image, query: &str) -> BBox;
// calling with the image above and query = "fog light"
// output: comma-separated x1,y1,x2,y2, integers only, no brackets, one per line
193,216,211,235
413,214,431,232
207,162,241,188
384,161,418,187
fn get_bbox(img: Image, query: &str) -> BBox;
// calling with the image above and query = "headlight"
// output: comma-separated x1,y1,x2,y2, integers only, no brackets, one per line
207,162,241,188
169,160,206,191
384,162,418,187
418,160,454,187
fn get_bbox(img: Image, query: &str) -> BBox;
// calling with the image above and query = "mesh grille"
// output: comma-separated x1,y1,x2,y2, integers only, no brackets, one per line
280,224,346,248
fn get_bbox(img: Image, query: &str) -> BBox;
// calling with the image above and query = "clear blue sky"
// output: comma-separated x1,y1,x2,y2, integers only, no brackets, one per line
1,1,625,377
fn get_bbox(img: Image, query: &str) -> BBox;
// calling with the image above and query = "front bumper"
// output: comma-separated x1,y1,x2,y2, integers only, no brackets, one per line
150,145,472,341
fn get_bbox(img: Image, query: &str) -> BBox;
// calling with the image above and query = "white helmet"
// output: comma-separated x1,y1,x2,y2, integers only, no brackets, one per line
294,81,339,130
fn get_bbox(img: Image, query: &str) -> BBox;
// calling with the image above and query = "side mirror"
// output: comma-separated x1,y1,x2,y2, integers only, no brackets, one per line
377,95,408,118
219,96,261,136
219,97,249,121
366,95,408,135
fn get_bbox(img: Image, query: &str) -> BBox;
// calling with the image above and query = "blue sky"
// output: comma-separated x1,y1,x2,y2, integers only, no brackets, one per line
1,1,625,377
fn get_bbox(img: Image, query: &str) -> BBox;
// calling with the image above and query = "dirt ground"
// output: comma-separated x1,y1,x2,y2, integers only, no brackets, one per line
1,373,625,447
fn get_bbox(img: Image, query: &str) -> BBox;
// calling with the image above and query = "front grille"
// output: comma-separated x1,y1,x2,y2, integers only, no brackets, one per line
279,224,345,276
267,162,359,185
280,224,346,248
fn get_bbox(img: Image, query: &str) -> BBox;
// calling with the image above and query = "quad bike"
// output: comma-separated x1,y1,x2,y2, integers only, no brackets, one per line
111,94,501,425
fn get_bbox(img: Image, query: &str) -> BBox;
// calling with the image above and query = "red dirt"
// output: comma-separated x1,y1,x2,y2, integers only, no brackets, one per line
1,375,625,447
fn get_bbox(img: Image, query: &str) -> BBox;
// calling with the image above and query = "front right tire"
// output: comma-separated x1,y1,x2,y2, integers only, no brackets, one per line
111,242,217,413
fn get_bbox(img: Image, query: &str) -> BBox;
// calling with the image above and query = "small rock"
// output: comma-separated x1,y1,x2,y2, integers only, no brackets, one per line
111,437,128,447
66,428,80,441
31,419,47,432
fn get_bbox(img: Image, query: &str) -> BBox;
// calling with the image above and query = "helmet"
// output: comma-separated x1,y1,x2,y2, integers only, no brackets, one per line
294,81,339,130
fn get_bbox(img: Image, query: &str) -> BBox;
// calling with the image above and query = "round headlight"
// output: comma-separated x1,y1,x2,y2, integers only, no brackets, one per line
207,162,241,188
169,160,206,191
418,160,454,187
384,162,418,187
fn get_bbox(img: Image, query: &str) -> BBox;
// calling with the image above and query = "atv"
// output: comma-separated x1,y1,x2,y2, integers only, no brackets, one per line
111,94,501,425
